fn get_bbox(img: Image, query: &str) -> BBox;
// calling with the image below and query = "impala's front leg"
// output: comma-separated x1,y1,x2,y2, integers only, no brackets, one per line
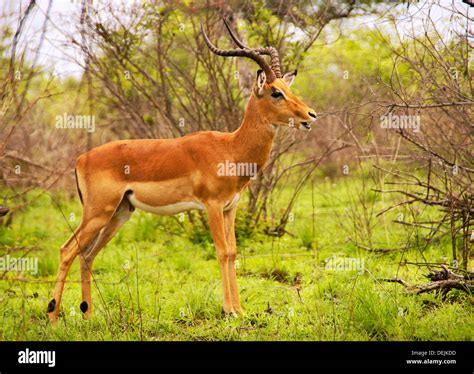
206,202,234,315
224,207,243,315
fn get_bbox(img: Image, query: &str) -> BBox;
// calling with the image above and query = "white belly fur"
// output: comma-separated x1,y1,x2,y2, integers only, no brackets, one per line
224,193,240,211
128,193,205,215
128,192,240,215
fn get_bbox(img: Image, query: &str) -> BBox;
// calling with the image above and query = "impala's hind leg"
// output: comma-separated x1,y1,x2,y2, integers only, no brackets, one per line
47,229,81,323
79,197,133,319
48,209,120,324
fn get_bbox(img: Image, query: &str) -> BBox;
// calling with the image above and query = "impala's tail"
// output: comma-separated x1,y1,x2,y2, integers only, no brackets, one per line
75,167,83,205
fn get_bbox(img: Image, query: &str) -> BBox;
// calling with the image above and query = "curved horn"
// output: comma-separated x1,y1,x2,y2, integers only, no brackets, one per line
222,17,282,78
201,24,276,83
256,47,282,78
222,17,246,49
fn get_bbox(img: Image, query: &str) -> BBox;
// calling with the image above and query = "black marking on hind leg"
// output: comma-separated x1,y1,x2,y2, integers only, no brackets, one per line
47,298,56,313
75,168,83,205
125,189,135,212
80,301,88,313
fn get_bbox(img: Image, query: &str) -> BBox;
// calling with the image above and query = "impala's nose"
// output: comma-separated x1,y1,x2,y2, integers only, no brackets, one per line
308,111,317,119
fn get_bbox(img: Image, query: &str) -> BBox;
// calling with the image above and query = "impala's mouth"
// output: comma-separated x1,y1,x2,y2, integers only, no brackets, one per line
300,121,311,131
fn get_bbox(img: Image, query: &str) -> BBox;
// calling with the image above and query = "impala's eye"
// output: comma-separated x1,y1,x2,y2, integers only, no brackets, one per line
271,91,283,99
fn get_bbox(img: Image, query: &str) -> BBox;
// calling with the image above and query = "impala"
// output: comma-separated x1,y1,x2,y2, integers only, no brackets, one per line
47,19,316,323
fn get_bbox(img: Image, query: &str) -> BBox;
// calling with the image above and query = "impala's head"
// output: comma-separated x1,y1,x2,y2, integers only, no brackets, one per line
201,19,317,131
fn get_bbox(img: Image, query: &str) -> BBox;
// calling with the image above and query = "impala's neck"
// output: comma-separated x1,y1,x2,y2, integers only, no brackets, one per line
231,94,275,170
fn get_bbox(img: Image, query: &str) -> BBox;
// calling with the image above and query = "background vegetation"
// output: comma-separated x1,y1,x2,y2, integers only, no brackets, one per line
0,0,472,341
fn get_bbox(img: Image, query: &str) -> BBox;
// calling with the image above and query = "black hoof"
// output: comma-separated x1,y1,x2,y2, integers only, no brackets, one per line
80,301,88,313
47,298,56,313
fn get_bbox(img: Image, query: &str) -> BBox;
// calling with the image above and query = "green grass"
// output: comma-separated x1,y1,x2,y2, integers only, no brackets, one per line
0,173,472,341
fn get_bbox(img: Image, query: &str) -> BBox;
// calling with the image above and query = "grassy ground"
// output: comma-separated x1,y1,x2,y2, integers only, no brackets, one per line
0,172,472,341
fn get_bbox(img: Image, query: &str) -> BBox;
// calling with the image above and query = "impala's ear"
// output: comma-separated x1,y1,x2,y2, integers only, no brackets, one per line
255,69,266,96
282,70,297,87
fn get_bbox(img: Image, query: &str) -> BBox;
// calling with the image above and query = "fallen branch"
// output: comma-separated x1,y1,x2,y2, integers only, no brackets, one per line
382,265,474,295
354,242,409,254
409,279,472,294
383,277,411,287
